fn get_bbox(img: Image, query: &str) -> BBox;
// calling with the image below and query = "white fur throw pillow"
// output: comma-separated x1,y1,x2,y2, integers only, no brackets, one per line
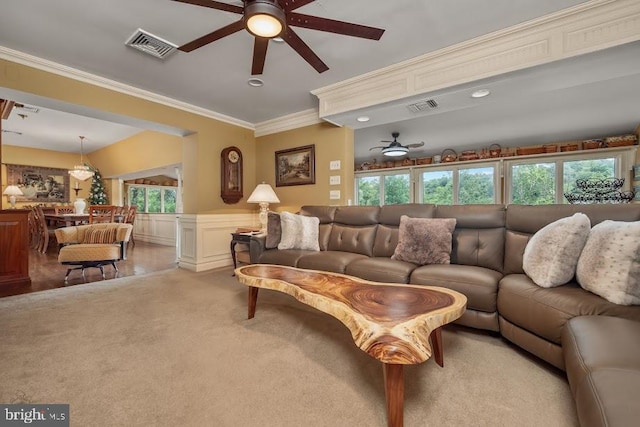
576,220,640,305
277,212,320,251
523,213,591,288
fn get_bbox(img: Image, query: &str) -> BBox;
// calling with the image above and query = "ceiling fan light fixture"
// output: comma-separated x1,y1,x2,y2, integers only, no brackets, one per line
382,146,409,157
245,0,286,38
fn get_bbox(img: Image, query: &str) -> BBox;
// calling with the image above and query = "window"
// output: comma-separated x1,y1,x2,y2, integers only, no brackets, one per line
127,185,177,213
418,162,499,205
355,171,410,205
506,151,624,204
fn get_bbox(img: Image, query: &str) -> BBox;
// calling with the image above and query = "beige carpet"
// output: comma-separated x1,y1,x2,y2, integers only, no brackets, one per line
0,267,577,426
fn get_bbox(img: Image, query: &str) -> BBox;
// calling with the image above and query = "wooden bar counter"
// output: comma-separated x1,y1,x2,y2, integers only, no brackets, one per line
0,209,31,288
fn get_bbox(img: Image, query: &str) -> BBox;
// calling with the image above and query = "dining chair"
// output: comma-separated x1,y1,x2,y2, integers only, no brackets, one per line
54,205,75,214
125,205,137,246
88,205,117,224
34,205,57,253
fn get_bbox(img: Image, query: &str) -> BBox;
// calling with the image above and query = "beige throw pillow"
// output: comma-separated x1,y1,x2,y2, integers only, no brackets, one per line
576,220,640,305
392,216,456,265
523,213,591,288
277,212,320,251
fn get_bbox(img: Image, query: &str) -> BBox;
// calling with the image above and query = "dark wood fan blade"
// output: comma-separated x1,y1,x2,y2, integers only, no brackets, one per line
178,20,245,52
172,0,243,14
283,28,329,73
406,142,425,149
252,38,269,75
277,0,315,12
288,13,385,40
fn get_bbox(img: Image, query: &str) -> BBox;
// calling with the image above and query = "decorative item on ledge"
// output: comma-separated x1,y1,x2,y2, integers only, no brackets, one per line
543,144,559,153
605,134,637,147
441,148,457,163
488,144,502,157
458,150,479,161
560,143,579,152
516,146,546,156
582,139,604,150
564,177,635,204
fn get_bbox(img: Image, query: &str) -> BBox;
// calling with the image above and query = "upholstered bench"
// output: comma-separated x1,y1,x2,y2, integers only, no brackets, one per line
55,223,133,282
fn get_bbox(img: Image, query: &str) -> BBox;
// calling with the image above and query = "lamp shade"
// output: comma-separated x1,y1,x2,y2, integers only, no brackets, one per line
3,185,23,196
247,183,280,204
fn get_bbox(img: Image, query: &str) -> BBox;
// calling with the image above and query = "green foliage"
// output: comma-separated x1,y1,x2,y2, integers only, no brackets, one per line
511,163,556,205
88,170,108,205
423,171,453,205
357,176,380,206
459,168,495,204
384,174,410,205
563,158,615,194
129,187,145,212
163,189,177,213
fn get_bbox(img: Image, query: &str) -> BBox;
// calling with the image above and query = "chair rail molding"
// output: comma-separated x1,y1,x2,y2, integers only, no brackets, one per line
311,0,640,119
178,213,258,272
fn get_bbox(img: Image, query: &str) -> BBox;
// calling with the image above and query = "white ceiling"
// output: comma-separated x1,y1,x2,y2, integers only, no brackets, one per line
3,0,637,165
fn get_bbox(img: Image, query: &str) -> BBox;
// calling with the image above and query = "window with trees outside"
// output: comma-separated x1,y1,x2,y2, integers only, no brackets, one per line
355,148,633,206
505,152,621,204
128,185,177,213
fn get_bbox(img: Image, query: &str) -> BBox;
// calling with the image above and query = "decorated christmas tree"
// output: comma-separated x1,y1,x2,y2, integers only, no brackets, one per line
88,169,108,205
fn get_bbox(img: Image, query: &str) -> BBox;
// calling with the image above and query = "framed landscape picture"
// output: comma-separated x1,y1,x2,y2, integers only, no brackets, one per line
275,144,315,187
6,164,70,203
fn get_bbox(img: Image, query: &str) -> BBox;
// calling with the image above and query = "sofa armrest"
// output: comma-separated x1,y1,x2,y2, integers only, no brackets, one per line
54,226,80,245
249,234,267,263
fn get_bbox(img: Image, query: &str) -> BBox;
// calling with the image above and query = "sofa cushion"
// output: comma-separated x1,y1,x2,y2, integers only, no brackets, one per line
523,213,591,288
345,258,417,284
296,251,367,274
410,264,502,313
277,212,319,251
498,274,640,345
265,212,281,249
327,224,377,256
562,316,640,427
392,216,456,265
259,249,312,267
577,220,640,305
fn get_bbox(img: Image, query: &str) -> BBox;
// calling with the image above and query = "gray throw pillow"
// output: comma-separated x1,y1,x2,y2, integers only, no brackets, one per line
265,212,281,249
523,213,591,288
576,220,640,305
277,212,320,251
392,216,456,265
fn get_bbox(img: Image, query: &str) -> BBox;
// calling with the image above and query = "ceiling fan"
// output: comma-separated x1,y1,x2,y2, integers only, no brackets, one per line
370,132,425,157
172,0,385,75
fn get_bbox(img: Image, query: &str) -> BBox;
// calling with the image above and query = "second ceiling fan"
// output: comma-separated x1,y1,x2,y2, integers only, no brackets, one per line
172,0,385,75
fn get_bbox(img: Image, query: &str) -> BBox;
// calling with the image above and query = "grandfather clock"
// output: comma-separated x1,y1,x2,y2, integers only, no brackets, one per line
220,146,243,204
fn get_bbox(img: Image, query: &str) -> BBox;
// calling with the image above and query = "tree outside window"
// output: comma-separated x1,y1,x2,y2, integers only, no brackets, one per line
511,163,556,205
357,176,380,206
458,167,495,204
384,174,410,205
423,170,453,205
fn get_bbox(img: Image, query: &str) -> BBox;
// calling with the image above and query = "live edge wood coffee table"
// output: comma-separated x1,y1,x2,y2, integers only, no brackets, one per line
235,265,467,427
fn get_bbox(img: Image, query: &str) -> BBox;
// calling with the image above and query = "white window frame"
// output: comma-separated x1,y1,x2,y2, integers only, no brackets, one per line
126,184,177,213
354,168,413,206
503,147,636,204
414,161,501,205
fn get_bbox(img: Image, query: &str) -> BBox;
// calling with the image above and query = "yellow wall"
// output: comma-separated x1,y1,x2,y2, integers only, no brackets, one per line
0,58,256,213
1,145,91,209
256,123,354,212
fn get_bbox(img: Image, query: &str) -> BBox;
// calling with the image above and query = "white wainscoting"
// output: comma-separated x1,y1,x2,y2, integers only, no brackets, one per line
133,214,179,247
177,213,259,272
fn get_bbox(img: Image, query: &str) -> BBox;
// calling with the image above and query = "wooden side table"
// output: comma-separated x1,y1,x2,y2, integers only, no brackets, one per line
230,232,255,275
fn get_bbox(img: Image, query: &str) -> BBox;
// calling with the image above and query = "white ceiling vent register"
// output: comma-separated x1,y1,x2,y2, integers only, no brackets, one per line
406,99,439,113
125,29,177,59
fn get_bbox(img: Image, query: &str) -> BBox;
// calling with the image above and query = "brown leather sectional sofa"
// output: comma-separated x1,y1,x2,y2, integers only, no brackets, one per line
250,203,640,426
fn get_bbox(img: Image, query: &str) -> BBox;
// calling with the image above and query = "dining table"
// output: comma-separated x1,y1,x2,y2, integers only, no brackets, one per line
45,213,124,227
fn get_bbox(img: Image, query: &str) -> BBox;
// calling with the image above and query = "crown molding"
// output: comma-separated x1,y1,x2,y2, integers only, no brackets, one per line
254,108,322,137
0,46,254,131
311,0,640,119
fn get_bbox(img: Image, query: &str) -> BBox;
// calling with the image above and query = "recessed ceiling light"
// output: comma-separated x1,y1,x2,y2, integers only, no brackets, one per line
471,89,491,98
356,116,370,123
247,78,264,87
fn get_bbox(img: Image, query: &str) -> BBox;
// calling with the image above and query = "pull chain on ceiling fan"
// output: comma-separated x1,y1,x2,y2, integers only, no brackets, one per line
172,0,385,75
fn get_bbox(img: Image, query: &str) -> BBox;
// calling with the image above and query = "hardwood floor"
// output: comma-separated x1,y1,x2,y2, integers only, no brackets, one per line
0,241,178,298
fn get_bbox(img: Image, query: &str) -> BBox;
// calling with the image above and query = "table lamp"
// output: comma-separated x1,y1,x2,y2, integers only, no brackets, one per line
3,185,23,209
247,182,280,232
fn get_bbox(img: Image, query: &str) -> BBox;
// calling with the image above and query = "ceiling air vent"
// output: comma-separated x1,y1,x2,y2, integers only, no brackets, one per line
406,99,438,114
125,29,177,60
